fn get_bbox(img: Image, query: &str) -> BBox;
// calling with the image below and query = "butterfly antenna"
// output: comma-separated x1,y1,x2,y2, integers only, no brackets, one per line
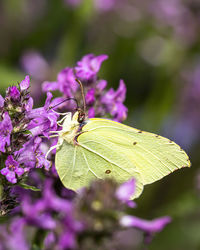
48,97,79,111
75,78,86,114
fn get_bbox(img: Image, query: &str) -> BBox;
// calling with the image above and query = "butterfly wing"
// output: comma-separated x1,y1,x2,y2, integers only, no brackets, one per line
55,135,143,198
78,118,191,185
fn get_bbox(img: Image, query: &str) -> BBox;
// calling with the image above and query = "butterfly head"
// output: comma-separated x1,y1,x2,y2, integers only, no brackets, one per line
77,108,86,124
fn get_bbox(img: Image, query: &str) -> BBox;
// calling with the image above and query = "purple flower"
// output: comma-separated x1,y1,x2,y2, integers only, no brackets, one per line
15,140,36,171
58,230,77,249
102,80,128,121
16,137,51,171
96,79,107,91
116,179,136,207
104,79,126,103
41,54,127,122
44,232,56,249
21,179,74,231
111,102,128,122
120,215,171,234
0,218,29,250
88,107,95,118
22,196,57,229
42,81,59,92
28,92,59,137
7,86,21,101
75,54,108,82
43,67,77,98
0,112,13,153
14,178,81,249
36,152,51,170
85,88,95,105
1,155,24,184
24,96,33,112
21,50,49,80
20,75,30,91
58,67,78,95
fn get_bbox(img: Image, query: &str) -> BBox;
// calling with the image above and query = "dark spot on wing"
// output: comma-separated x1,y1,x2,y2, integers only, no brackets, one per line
105,170,111,174
169,140,173,143
138,130,142,133
155,135,159,138
133,142,137,145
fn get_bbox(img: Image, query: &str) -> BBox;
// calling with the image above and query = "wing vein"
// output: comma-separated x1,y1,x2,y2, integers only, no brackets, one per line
81,148,100,179
62,146,76,186
80,142,135,176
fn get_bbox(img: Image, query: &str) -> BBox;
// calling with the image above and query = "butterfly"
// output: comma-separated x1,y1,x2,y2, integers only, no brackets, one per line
47,80,191,199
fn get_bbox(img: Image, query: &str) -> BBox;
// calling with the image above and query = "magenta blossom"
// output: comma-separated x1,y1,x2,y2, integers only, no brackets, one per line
7,86,21,102
75,54,108,82
43,67,77,98
101,79,128,121
1,155,24,184
16,137,51,171
42,54,128,122
28,92,59,137
0,218,29,250
21,51,49,81
116,178,136,208
85,88,95,105
120,215,171,242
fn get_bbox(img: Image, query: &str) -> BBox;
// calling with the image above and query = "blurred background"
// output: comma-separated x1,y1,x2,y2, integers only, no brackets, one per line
0,0,200,249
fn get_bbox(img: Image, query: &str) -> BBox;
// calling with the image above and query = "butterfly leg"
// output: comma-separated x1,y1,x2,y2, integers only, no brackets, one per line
45,138,64,159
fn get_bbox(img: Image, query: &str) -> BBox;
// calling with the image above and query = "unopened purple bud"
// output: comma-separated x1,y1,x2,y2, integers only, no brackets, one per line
8,86,20,101
20,75,30,91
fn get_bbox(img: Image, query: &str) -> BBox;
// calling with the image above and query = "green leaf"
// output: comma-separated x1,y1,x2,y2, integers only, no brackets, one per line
23,130,33,135
19,183,40,192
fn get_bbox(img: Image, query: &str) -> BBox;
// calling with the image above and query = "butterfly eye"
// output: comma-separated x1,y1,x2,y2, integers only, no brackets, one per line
105,170,111,174
78,110,86,123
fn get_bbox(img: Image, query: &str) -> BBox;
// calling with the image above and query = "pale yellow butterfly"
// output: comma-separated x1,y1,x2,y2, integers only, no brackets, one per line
47,80,191,199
